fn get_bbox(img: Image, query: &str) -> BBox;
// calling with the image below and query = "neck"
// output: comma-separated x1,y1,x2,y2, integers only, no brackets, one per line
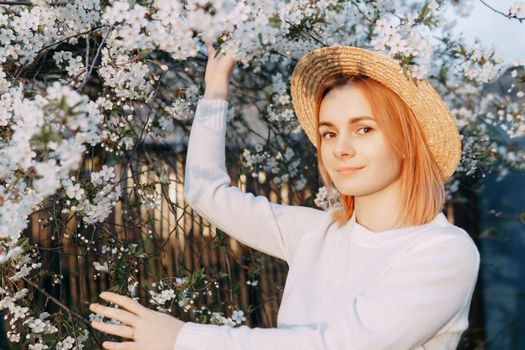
353,177,404,233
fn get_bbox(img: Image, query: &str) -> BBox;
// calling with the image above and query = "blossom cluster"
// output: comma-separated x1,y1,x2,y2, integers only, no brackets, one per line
508,2,525,19
241,143,308,192
61,165,121,225
0,0,523,348
371,17,435,80
0,83,101,248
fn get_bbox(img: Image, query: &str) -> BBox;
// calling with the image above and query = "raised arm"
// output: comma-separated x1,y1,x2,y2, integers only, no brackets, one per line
174,234,481,350
183,40,327,264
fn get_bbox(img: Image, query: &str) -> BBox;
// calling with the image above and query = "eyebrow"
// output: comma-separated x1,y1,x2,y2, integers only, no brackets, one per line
318,116,375,129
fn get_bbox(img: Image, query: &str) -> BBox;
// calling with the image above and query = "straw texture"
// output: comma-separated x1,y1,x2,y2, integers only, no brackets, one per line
290,46,461,181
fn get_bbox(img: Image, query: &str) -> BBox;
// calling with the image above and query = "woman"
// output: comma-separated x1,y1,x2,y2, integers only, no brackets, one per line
90,40,480,350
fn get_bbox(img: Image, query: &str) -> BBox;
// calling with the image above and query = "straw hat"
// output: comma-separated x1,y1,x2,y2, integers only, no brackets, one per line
290,45,461,181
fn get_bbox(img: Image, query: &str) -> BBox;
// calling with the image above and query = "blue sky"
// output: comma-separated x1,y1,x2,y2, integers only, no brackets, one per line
446,0,525,65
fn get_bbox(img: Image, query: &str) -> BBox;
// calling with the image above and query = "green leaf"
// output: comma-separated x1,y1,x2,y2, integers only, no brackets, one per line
212,228,228,249
418,3,430,22
268,15,282,29
258,32,265,48
437,65,449,85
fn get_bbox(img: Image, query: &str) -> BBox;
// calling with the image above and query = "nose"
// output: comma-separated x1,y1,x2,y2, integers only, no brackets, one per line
333,134,356,158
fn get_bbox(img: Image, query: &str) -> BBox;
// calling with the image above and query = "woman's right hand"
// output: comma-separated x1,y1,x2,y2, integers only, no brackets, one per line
203,38,237,100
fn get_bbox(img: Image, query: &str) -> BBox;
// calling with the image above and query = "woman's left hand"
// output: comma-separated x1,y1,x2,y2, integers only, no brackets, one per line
89,291,186,350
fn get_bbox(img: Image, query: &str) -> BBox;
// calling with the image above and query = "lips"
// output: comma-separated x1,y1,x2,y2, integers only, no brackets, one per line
337,166,364,175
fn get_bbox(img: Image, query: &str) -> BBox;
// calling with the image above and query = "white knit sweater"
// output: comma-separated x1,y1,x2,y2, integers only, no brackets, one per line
175,98,481,350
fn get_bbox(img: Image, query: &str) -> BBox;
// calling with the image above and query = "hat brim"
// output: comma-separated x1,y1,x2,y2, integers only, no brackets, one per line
290,46,461,181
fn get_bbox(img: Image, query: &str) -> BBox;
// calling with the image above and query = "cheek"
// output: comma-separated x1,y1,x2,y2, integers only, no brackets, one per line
319,145,331,165
380,150,403,176
365,138,402,171
319,146,338,178
320,147,339,171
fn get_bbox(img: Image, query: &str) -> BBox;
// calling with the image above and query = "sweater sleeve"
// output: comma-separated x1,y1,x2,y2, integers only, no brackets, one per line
173,235,480,350
183,97,326,264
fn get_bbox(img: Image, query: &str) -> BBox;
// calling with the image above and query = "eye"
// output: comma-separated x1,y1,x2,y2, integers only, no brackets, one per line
357,127,373,135
320,131,336,140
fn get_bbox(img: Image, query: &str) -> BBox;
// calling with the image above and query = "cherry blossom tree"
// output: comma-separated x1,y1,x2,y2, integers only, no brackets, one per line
0,0,524,348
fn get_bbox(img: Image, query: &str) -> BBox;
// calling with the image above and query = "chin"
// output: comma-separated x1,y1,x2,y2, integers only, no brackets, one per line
337,177,399,197
338,187,370,197
333,181,364,196
334,178,377,197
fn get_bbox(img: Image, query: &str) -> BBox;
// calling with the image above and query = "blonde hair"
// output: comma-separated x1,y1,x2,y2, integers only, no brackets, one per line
315,74,445,229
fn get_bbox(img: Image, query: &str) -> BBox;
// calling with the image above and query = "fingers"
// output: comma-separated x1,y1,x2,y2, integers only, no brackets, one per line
91,320,134,339
99,292,146,316
102,341,141,350
89,303,139,326
203,38,215,55
203,38,236,63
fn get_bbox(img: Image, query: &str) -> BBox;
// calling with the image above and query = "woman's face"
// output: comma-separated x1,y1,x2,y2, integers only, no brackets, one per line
318,83,404,197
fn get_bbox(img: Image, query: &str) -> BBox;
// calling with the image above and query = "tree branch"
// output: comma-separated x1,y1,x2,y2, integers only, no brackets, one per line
22,276,90,324
478,0,525,22
0,1,31,5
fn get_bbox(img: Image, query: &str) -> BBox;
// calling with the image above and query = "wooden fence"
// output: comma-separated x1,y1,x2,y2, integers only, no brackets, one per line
28,151,315,329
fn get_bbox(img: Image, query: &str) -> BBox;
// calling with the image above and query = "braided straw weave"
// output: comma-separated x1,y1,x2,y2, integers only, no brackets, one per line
290,46,461,181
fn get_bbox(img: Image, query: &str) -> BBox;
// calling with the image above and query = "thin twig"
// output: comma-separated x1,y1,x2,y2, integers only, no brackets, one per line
478,0,525,21
0,1,31,5
77,24,114,92
81,32,90,90
21,276,90,324
13,25,106,82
